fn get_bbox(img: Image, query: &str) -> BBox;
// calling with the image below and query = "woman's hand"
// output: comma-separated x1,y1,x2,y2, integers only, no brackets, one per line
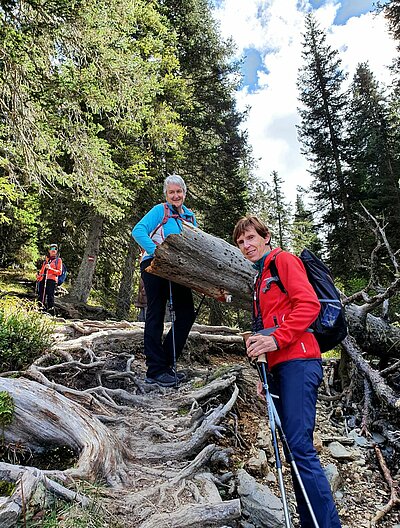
257,380,265,399
246,334,277,360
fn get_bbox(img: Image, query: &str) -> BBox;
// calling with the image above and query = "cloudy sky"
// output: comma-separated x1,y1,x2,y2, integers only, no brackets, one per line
212,0,397,204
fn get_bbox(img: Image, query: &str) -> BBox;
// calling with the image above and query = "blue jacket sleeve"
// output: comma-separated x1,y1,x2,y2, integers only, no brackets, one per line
131,204,165,257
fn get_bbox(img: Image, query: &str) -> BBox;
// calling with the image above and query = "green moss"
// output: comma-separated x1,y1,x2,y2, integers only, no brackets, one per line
0,480,15,496
0,391,14,428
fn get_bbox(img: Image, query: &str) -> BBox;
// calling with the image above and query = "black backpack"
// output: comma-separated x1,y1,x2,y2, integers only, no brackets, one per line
269,249,348,353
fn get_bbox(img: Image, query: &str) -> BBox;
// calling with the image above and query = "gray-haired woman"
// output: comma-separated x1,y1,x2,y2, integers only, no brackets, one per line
132,174,197,387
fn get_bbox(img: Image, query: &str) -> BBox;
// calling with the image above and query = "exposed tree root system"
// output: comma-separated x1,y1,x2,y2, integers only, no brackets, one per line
0,320,399,527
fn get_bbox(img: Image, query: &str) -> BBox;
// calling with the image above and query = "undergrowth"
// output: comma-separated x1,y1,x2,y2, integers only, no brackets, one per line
0,298,54,371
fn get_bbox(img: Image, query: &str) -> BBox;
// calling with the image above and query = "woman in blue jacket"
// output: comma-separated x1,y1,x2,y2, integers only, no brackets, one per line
132,174,197,387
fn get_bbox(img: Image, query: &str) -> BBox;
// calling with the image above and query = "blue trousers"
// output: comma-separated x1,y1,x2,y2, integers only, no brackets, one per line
268,359,342,528
140,260,194,378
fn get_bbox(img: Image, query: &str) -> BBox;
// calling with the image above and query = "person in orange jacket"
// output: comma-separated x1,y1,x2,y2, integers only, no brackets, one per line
37,244,62,314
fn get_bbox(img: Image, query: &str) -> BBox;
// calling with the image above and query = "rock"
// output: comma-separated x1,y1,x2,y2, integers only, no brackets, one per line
371,432,385,444
324,463,341,493
348,429,371,448
236,469,284,528
257,425,273,455
314,432,323,453
328,441,358,461
247,449,269,475
265,472,277,484
240,522,256,528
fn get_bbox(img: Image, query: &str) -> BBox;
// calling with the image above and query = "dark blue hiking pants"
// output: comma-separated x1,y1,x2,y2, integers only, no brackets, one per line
268,359,342,528
140,259,194,378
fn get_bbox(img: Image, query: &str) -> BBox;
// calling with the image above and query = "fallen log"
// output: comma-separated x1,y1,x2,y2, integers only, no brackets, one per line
146,223,255,310
341,336,400,412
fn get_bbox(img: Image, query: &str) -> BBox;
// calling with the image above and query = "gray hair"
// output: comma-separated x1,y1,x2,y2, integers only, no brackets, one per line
163,174,187,195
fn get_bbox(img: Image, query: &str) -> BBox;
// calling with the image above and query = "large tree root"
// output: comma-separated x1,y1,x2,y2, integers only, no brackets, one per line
0,377,130,486
132,384,239,460
138,499,241,528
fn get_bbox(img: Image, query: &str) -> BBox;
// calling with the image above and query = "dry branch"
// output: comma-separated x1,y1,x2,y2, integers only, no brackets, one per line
370,445,400,526
341,337,400,411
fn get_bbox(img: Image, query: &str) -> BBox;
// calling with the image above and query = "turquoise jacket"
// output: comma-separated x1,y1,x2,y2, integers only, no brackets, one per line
132,202,197,262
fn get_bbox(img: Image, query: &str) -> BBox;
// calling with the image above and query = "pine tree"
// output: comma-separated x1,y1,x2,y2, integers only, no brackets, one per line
160,0,251,241
346,62,400,257
291,190,322,256
297,13,361,276
269,171,292,250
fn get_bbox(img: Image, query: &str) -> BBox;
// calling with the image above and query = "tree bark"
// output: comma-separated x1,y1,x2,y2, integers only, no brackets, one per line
67,213,104,303
146,223,255,310
115,236,138,320
0,377,129,486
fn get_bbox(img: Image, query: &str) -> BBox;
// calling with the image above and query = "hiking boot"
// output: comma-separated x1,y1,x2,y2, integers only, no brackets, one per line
169,368,187,381
145,372,180,387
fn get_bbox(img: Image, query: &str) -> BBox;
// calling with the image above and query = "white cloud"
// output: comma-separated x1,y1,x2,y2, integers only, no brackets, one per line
213,0,397,205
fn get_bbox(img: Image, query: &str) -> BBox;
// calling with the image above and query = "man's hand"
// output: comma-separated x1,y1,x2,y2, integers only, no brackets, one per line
246,334,277,360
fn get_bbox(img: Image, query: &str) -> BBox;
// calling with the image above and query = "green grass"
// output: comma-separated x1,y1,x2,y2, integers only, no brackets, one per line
21,482,123,528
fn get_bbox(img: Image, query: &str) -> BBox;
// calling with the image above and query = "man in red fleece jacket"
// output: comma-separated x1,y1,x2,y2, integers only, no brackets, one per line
233,215,341,528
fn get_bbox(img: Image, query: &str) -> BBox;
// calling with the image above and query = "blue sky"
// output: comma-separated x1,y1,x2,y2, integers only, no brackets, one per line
213,0,396,204
310,0,376,24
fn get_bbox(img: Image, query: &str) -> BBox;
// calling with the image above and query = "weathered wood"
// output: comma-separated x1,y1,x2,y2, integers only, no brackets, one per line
0,461,89,527
341,336,400,411
147,223,255,310
0,377,129,486
344,304,400,358
139,500,241,528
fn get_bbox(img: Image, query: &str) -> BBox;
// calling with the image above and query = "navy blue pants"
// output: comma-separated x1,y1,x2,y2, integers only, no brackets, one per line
268,359,341,528
37,279,57,311
140,260,194,378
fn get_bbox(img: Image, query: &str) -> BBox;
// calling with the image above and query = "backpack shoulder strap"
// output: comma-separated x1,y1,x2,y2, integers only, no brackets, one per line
268,250,287,294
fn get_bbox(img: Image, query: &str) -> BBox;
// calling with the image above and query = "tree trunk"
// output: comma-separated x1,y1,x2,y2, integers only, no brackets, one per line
146,223,255,310
67,214,104,303
115,236,138,320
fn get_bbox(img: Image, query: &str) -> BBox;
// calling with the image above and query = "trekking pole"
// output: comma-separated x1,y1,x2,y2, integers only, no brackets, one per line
168,280,178,388
255,356,320,528
255,355,292,528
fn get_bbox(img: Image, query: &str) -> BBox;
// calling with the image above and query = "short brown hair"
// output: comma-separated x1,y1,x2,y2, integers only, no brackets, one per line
232,216,270,245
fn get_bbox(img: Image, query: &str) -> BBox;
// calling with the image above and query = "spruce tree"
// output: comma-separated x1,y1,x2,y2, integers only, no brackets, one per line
346,62,400,257
291,190,322,256
297,13,361,276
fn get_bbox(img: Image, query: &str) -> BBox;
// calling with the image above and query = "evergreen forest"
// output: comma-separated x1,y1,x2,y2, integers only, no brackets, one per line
0,0,399,321
1,1,400,526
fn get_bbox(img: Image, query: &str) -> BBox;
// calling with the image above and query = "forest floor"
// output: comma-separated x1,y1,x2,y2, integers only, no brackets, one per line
172,350,400,528
1,270,400,528
42,344,399,528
